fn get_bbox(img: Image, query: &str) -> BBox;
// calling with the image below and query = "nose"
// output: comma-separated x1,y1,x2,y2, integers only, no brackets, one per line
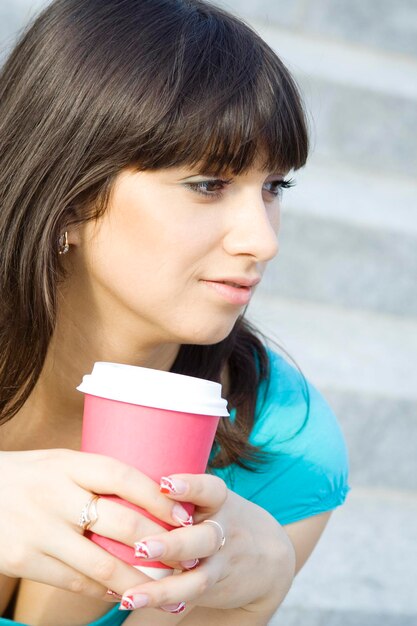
222,196,280,262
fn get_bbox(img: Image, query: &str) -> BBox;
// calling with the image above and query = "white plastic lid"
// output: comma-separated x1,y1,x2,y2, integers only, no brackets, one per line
77,362,229,416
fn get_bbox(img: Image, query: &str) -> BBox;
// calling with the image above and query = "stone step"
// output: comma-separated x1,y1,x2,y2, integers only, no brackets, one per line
247,295,417,490
268,487,417,624
285,161,417,237
220,5,417,178
270,607,417,626
271,43,417,178
296,75,417,178
269,607,416,626
260,202,417,317
222,4,417,101
248,294,417,403
320,389,417,492
222,0,417,62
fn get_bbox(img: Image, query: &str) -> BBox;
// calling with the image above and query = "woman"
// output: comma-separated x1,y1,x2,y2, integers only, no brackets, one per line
0,0,350,624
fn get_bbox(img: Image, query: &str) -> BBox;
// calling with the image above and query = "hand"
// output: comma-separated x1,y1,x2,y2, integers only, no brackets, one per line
0,449,195,602
117,473,296,616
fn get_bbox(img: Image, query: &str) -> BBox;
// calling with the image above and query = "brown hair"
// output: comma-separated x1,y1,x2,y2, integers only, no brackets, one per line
0,0,309,469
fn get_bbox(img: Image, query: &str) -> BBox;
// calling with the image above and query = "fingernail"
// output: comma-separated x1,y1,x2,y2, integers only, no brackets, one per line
180,558,199,570
172,503,193,527
106,589,122,601
160,476,188,495
119,593,149,610
134,540,165,559
160,601,186,614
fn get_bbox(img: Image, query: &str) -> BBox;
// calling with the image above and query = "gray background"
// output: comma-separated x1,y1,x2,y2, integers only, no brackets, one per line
1,1,416,625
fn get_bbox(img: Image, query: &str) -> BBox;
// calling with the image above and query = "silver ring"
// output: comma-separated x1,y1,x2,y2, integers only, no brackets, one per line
203,519,226,551
78,494,100,531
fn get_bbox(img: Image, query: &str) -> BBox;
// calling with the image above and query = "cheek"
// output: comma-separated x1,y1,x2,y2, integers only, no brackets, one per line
269,204,281,233
87,221,207,297
84,188,221,289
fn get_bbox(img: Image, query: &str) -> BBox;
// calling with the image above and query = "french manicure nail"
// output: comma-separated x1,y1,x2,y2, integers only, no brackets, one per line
172,503,193,526
119,593,149,610
134,540,165,559
160,601,186,614
160,476,188,495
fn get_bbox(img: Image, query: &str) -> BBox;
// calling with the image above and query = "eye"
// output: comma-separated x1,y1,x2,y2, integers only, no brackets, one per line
263,178,296,198
184,179,232,199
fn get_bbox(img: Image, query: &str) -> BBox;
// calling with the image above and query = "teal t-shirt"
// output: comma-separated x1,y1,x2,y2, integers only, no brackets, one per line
1,349,350,625
210,349,350,524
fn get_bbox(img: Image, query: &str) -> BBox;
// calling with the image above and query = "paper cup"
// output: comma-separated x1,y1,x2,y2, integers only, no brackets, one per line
78,362,229,579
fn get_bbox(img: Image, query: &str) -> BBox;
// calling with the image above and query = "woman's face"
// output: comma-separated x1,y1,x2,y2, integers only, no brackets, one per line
70,162,285,347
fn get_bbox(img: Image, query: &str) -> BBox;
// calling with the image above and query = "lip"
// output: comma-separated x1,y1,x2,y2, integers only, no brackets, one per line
201,277,260,306
207,276,261,288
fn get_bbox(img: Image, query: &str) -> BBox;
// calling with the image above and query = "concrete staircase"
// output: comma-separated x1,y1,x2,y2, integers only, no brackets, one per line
2,2,417,624
217,1,417,623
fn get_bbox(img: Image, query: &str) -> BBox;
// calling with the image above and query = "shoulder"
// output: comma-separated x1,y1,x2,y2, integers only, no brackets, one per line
255,348,348,462
216,348,350,525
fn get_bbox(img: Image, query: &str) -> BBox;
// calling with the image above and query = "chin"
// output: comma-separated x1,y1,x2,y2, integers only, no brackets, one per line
182,320,238,346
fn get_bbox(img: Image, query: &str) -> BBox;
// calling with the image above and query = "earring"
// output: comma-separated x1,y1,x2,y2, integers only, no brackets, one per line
58,231,70,255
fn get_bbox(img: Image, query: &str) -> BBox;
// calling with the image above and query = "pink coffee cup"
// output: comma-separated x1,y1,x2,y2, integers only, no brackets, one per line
77,362,229,579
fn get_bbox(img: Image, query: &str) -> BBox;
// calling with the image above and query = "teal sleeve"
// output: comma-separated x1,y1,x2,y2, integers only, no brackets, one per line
210,349,350,525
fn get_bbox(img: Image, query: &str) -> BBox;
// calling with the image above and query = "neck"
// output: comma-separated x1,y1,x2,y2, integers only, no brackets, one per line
0,305,180,453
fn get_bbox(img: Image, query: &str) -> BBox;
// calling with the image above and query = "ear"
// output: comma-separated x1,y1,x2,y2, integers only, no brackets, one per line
66,225,82,247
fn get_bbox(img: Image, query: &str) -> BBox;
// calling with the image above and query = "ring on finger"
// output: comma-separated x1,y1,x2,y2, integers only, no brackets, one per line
203,519,226,551
78,494,100,531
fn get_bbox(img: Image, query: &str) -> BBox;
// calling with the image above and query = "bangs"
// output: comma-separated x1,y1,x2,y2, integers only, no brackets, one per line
126,4,309,175
20,0,309,182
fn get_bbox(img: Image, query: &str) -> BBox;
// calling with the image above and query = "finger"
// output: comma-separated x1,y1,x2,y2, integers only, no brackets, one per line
50,485,169,540
74,493,169,543
53,487,183,573
64,450,193,528
18,552,112,602
119,559,223,611
159,474,228,516
45,528,152,595
132,518,226,565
